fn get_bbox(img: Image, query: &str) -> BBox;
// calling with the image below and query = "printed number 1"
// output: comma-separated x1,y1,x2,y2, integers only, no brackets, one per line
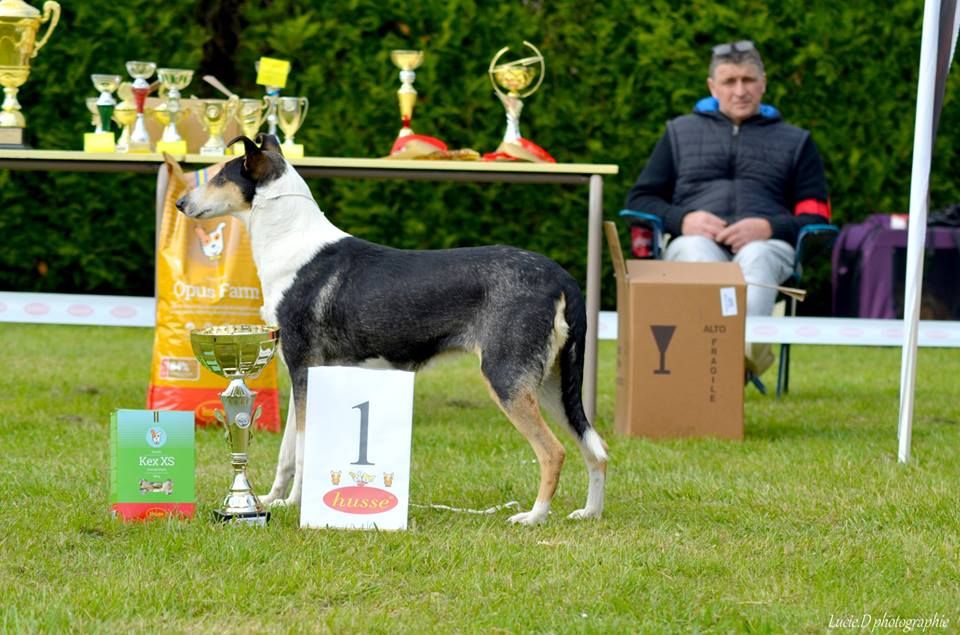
350,401,373,465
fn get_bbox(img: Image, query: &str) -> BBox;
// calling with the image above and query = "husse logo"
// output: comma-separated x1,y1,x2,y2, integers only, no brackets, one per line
323,486,398,515
194,222,227,260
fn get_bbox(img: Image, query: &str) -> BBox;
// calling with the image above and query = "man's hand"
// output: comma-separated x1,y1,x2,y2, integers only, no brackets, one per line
716,218,773,253
681,210,727,239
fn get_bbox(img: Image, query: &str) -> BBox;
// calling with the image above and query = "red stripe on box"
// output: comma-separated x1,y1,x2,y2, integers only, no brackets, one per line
112,503,196,521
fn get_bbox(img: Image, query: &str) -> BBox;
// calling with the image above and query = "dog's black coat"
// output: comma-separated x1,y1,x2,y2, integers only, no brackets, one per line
277,236,591,438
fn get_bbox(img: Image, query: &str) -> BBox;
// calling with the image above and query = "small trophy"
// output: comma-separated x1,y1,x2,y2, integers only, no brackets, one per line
125,60,156,153
153,67,193,155
84,96,100,132
197,97,237,155
0,0,60,148
190,324,279,525
489,41,545,147
112,81,136,153
385,49,447,158
276,95,308,157
231,97,265,154
390,49,423,139
84,74,120,152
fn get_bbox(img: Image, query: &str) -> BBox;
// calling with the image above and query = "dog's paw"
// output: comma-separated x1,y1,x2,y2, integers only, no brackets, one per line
566,508,602,521
259,494,276,506
507,510,548,526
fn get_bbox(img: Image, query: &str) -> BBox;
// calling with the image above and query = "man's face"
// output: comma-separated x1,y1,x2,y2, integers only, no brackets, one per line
707,62,766,125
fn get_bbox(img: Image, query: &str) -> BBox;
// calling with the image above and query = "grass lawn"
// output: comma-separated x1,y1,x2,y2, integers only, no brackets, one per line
1,322,958,633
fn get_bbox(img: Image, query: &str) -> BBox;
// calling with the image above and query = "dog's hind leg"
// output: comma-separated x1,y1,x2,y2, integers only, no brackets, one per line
538,373,606,520
260,391,296,506
484,370,566,525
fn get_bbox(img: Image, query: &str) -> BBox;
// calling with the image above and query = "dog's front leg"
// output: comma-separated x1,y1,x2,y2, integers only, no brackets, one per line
275,384,307,507
260,392,296,506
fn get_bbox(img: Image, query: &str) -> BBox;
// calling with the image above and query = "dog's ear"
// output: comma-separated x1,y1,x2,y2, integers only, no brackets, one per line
226,135,259,158
255,133,284,156
226,135,272,182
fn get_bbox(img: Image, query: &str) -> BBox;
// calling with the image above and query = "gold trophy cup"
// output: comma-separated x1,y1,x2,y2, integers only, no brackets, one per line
233,97,265,154
112,81,136,153
197,97,236,155
153,67,193,155
190,324,280,525
276,95,307,157
489,41,545,146
390,49,423,140
0,0,60,147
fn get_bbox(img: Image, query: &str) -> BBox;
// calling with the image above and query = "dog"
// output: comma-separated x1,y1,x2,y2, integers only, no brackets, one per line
175,134,607,525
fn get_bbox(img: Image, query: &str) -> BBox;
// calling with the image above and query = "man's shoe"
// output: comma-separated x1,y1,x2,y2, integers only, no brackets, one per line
745,342,775,377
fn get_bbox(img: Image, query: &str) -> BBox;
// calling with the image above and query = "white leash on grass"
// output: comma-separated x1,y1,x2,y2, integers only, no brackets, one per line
410,500,521,515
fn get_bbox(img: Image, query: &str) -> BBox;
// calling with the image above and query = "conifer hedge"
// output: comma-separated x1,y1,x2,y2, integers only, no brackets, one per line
1,0,955,313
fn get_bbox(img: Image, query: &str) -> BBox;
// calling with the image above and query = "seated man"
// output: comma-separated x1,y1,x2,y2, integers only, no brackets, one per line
624,40,831,379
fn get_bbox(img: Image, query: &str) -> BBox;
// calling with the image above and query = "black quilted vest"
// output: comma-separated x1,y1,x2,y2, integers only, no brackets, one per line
666,110,809,222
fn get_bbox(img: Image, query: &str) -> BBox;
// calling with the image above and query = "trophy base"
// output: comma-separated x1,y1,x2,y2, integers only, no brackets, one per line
213,509,271,526
126,140,153,154
83,132,116,153
0,127,26,147
156,140,188,155
281,143,304,158
200,146,226,156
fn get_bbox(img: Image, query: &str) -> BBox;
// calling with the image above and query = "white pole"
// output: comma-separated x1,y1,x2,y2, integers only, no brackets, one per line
898,0,942,463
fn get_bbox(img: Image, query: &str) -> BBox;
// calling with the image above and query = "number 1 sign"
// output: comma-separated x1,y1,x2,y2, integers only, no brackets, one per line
300,366,415,530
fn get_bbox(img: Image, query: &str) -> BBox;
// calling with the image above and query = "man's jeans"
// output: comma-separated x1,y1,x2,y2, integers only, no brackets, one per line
664,236,794,374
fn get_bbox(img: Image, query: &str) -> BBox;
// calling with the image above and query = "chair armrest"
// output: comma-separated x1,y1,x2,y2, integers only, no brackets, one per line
619,209,664,259
794,223,839,280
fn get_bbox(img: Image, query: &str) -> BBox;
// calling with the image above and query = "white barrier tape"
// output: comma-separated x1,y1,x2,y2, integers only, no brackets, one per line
0,292,155,327
410,500,521,515
4,293,960,349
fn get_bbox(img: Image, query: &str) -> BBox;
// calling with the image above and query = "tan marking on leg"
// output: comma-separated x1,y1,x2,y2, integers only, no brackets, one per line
500,388,566,508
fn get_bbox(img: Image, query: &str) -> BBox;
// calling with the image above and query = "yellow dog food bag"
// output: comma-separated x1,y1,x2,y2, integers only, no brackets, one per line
147,161,281,432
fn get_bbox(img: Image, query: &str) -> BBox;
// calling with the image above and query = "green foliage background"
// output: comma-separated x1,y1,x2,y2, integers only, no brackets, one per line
1,0,956,313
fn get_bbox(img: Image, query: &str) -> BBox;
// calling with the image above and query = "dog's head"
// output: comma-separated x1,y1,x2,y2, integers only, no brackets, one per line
175,134,287,220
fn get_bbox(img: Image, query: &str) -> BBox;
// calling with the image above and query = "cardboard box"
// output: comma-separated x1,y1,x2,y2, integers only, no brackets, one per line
605,222,746,439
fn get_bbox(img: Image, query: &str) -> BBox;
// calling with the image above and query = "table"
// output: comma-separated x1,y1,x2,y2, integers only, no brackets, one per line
0,149,618,421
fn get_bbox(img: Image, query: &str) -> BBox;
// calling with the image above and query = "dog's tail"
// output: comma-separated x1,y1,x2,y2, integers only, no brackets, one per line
558,282,607,462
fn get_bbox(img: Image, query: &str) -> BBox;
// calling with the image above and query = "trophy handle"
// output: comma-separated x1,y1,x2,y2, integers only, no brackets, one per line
33,2,62,58
521,41,546,97
299,97,309,129
250,405,263,438
212,408,228,440
488,46,511,100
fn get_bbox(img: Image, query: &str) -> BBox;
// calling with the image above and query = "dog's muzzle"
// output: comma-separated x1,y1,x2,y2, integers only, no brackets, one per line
175,195,187,212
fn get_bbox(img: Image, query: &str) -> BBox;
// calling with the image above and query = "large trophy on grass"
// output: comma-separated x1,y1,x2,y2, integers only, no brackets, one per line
190,324,279,525
0,0,60,147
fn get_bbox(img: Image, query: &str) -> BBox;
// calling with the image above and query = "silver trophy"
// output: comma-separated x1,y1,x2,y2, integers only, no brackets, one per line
190,324,279,525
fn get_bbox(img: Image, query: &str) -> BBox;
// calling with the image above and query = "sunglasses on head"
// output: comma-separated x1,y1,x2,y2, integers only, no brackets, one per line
712,40,755,56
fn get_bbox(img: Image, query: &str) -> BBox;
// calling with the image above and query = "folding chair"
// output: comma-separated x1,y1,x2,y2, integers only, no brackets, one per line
618,209,838,397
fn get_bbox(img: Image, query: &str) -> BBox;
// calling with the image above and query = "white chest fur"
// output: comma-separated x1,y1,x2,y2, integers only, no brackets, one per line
240,167,349,325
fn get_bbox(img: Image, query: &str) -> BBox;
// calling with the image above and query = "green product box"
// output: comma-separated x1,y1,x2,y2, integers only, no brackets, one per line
110,409,196,520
